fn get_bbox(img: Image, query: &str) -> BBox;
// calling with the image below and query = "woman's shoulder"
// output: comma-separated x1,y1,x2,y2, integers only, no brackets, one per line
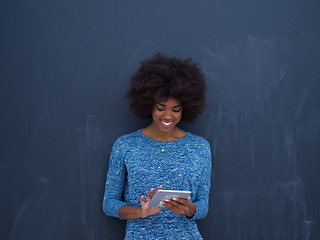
185,132,211,153
113,129,142,146
186,132,210,145
183,133,211,164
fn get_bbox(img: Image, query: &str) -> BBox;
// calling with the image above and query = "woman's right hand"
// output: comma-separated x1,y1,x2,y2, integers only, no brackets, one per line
139,185,163,218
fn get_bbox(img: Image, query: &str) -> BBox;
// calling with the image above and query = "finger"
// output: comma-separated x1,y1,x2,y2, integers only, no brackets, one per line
161,200,184,215
172,197,190,206
145,188,154,200
162,199,183,210
150,185,162,199
139,195,145,205
169,199,185,209
168,199,189,213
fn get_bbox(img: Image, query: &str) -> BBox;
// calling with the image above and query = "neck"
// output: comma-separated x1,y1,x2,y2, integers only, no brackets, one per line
150,124,176,141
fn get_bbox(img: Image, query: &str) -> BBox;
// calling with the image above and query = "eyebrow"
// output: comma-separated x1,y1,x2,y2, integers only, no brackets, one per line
156,103,182,108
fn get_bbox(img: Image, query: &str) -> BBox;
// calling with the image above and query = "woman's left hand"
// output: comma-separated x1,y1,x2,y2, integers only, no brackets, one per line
160,196,196,218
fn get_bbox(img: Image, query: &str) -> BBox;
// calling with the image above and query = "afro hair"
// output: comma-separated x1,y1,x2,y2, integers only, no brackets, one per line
126,52,206,122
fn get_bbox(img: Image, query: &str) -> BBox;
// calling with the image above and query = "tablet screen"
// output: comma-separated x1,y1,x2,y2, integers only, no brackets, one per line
148,190,191,207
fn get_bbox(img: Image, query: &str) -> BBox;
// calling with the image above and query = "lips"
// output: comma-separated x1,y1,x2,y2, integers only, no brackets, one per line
161,120,173,127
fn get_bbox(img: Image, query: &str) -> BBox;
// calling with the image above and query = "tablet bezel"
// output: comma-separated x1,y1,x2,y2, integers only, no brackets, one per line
148,190,191,207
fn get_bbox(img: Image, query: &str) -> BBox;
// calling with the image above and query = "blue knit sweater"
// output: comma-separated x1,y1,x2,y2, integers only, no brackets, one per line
103,129,212,239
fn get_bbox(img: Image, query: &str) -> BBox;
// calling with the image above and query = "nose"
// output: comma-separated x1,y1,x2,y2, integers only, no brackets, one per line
163,110,173,120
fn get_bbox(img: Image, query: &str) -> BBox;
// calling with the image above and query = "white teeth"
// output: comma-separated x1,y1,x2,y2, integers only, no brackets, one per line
162,121,172,126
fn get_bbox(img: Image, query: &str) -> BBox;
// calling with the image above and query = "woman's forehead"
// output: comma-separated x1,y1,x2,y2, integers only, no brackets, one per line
155,97,181,106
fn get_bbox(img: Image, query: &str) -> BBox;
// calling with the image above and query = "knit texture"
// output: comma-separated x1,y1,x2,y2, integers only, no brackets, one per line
103,129,212,240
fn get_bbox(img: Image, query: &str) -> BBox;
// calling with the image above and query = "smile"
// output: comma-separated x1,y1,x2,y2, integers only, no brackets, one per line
161,120,173,126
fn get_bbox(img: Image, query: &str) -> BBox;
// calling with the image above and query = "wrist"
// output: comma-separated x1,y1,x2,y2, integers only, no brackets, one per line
186,202,196,218
139,207,147,219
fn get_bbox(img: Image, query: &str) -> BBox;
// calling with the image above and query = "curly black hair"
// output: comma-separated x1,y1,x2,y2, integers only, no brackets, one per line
126,52,206,122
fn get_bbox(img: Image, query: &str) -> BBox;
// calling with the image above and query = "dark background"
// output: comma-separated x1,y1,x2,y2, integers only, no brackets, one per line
1,0,320,239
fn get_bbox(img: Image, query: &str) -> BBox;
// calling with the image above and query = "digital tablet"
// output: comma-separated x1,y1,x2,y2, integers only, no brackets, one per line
148,190,191,207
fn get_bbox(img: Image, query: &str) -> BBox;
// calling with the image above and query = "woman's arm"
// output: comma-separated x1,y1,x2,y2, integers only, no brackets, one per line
102,139,127,219
119,205,142,219
119,187,163,219
190,141,212,219
103,140,163,220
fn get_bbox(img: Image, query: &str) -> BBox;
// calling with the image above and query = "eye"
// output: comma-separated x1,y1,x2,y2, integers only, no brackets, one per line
172,109,181,113
156,107,165,111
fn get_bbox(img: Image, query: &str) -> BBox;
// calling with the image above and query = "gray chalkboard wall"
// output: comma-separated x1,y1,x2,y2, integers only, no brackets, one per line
1,0,319,239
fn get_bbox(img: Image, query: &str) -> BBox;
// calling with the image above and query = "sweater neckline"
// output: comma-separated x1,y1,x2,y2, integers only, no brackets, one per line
138,129,189,143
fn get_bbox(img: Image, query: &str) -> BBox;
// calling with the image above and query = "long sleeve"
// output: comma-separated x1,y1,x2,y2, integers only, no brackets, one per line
102,139,127,219
191,141,212,220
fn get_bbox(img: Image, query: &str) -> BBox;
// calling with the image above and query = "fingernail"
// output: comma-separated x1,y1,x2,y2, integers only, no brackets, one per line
160,201,164,205
173,197,177,201
165,199,170,202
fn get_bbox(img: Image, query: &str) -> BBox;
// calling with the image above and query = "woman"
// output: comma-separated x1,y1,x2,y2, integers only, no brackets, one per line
103,52,212,239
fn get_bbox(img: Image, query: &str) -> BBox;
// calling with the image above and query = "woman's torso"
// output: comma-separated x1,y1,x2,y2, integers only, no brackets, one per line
115,129,210,239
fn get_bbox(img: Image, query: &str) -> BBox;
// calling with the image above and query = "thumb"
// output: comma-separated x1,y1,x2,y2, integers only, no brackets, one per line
139,195,145,205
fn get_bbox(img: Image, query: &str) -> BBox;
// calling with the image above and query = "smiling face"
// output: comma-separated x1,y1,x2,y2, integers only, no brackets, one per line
151,97,183,136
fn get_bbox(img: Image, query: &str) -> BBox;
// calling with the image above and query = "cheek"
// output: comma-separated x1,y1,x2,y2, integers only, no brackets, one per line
152,110,160,119
176,111,182,121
